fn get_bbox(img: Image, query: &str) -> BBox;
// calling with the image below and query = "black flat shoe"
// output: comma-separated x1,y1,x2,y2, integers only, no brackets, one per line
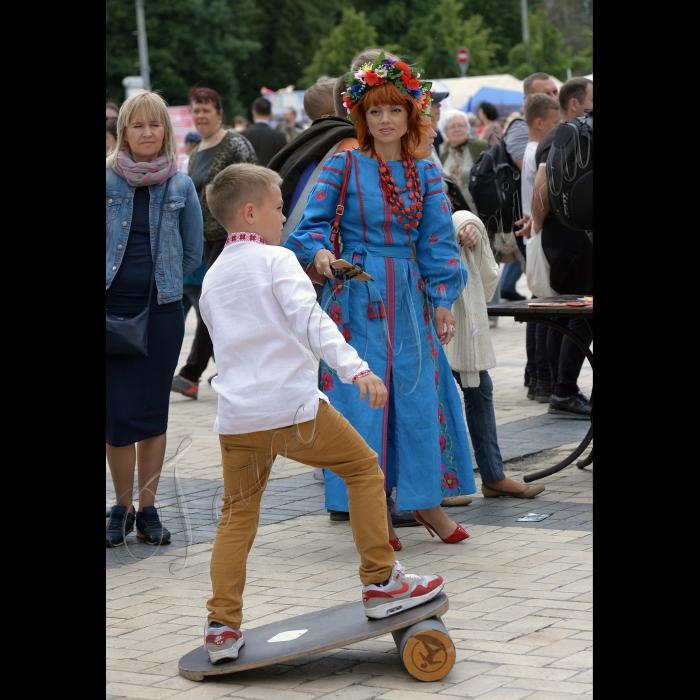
136,506,171,545
106,505,135,548
329,510,350,522
548,391,591,419
526,377,537,400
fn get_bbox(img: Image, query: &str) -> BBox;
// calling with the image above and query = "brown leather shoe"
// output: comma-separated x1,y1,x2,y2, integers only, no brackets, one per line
481,483,546,499
441,495,473,506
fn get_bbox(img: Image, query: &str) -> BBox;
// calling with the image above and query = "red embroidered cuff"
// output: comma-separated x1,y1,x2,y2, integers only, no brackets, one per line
352,369,372,384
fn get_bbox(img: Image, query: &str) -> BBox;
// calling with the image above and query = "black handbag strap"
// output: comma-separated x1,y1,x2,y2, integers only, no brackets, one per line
146,178,172,302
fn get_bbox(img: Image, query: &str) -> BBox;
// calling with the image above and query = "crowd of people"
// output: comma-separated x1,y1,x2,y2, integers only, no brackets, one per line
106,51,592,665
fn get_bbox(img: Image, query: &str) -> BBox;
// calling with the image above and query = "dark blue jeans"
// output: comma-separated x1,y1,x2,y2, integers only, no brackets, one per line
452,370,506,484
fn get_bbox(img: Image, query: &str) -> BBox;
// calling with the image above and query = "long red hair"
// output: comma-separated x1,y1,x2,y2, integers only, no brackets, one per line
351,82,431,159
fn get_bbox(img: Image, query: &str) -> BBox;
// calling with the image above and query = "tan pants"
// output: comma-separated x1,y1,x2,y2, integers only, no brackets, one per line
207,400,394,629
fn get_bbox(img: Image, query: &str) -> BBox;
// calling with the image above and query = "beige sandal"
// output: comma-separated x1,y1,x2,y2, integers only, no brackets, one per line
441,495,473,507
481,483,545,499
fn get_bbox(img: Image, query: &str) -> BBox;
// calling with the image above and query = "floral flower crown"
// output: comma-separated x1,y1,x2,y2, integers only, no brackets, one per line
342,52,433,117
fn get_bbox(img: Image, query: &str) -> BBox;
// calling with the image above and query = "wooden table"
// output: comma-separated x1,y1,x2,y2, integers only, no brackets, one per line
487,295,593,482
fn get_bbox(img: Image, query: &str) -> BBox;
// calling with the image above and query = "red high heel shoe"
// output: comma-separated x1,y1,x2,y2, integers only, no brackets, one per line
389,538,402,551
412,511,469,543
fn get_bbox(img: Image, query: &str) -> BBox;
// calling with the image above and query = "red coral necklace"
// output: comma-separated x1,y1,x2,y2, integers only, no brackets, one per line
375,151,423,231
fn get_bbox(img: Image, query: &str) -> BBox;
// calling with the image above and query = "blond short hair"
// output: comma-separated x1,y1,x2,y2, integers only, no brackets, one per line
304,82,336,121
105,90,179,168
206,163,283,228
523,93,561,127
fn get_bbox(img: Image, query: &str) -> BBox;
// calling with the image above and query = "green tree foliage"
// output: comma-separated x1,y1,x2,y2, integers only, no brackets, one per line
106,1,593,117
506,10,568,80
237,0,343,113
464,0,544,66
505,4,592,79
543,0,593,54
106,0,259,116
568,29,593,76
402,0,500,77
299,8,378,88
351,0,425,53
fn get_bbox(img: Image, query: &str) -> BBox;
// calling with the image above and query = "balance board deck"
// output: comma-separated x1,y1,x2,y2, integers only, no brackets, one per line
179,592,449,680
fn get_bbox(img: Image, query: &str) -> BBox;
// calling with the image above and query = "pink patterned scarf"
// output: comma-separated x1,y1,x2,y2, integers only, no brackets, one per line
112,149,178,187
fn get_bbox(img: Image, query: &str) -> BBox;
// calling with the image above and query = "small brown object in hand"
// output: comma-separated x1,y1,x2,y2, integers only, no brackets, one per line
330,259,372,282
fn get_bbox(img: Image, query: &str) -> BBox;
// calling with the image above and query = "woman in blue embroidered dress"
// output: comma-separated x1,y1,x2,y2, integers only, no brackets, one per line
284,57,476,547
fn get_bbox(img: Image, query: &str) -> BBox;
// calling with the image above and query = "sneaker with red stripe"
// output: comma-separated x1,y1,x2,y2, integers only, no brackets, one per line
171,374,200,400
204,622,245,664
362,561,444,619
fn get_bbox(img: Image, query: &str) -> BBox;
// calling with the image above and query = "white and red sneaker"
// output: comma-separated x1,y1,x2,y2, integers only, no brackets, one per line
204,621,245,664
362,561,444,619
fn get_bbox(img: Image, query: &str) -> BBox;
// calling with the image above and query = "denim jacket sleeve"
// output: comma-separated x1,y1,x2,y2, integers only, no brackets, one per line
179,176,203,278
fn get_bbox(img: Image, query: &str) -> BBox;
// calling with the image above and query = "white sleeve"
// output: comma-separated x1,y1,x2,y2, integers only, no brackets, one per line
452,211,499,300
271,251,370,383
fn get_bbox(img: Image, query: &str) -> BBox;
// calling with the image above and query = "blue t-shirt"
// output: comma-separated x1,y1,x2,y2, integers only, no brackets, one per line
288,160,318,215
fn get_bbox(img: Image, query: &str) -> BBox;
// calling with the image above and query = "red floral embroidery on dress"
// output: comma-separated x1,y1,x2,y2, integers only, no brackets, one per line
442,472,459,489
315,190,326,201
329,304,343,324
224,232,267,248
352,369,372,384
321,371,335,392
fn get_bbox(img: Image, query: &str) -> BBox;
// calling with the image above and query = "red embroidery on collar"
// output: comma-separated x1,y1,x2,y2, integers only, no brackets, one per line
224,232,267,248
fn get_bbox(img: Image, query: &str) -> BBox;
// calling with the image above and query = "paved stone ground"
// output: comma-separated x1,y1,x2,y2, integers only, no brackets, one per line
106,274,593,698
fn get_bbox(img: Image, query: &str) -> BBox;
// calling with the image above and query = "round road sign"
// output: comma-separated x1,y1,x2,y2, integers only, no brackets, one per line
456,47,470,65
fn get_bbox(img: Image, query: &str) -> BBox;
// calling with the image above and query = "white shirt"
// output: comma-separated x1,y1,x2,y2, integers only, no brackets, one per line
199,235,370,435
521,141,538,217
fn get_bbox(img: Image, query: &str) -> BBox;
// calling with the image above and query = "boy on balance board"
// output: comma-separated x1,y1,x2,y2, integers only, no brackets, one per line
198,163,444,664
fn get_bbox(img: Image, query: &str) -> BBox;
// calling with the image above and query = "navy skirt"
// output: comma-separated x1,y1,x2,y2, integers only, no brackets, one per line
106,211,185,447
106,299,184,446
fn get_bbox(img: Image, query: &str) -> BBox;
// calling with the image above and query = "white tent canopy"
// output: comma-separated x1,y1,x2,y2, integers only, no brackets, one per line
428,73,564,112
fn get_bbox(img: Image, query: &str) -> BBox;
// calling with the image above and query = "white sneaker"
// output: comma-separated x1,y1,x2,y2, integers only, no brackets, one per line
313,468,324,481
204,622,244,664
362,561,444,619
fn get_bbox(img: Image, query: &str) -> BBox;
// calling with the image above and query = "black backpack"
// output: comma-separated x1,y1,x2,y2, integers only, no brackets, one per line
546,110,593,231
443,174,471,213
468,118,523,233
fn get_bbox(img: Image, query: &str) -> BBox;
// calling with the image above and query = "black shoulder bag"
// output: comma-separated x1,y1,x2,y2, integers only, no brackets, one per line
106,179,171,356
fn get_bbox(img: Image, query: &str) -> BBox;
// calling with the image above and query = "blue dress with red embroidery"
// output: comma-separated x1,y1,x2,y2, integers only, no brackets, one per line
283,149,476,510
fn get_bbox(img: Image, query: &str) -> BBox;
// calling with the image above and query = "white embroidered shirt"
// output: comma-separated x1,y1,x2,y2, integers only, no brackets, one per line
199,236,370,434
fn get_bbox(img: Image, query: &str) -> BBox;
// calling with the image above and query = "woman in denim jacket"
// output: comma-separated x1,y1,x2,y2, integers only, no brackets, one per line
106,90,203,548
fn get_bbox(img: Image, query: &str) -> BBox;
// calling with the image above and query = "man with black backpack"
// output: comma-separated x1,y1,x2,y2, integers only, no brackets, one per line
531,77,593,418
468,73,562,325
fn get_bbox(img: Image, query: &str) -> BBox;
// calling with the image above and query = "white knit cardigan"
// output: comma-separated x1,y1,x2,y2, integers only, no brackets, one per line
443,210,500,388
